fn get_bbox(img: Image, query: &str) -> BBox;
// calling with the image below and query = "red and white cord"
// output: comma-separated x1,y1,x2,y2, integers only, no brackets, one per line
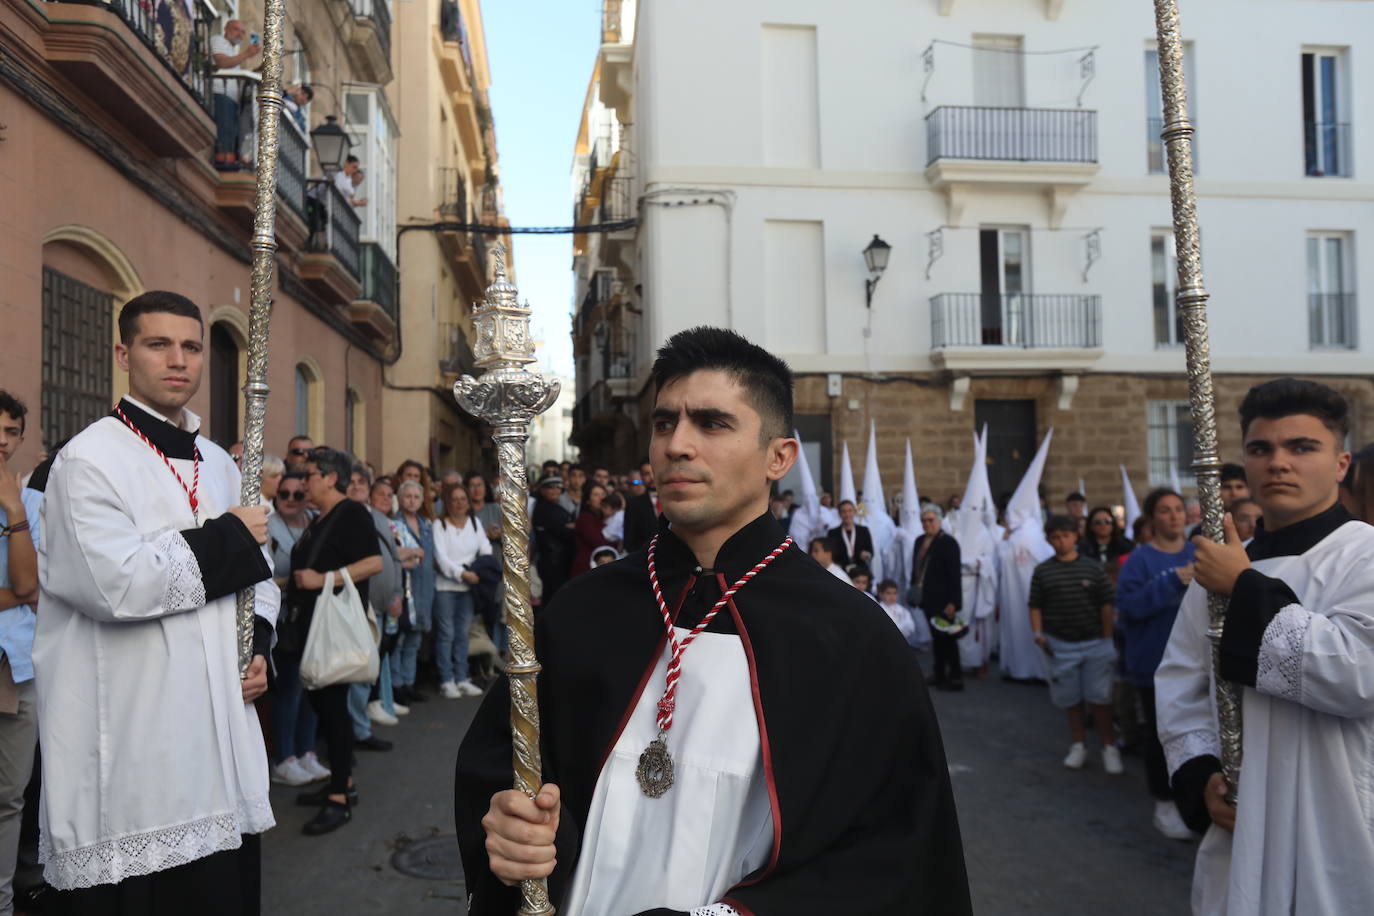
114,404,201,513
646,534,792,733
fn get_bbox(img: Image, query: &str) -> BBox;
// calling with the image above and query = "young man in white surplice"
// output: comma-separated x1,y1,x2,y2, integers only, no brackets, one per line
35,292,278,915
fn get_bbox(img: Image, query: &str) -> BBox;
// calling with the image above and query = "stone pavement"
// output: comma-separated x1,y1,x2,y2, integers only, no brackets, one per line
263,661,1199,915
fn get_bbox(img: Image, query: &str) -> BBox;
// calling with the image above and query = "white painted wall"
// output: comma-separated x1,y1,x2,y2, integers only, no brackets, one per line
612,0,1373,379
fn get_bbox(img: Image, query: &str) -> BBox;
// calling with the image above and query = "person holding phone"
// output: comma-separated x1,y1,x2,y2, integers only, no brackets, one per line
209,20,263,171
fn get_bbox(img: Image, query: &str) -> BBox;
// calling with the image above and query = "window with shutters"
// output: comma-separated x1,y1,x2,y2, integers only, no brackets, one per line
42,267,113,449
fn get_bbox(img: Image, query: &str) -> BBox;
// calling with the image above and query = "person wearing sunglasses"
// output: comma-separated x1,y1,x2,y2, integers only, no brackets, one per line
284,435,315,471
1080,506,1134,579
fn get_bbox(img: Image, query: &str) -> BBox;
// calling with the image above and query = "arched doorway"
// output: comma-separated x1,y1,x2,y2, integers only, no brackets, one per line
209,323,241,447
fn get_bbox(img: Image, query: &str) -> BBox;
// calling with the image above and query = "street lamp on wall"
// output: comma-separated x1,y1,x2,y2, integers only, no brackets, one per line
863,234,891,308
310,115,352,175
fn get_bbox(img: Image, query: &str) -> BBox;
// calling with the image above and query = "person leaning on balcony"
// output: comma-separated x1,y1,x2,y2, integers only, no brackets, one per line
210,20,262,171
284,84,314,134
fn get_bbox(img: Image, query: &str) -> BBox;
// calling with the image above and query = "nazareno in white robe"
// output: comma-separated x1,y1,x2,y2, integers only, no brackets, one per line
1156,507,1374,915
33,400,278,890
995,527,1051,681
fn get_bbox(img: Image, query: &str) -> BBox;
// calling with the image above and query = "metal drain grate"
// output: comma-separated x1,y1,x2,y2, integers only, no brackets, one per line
391,834,464,881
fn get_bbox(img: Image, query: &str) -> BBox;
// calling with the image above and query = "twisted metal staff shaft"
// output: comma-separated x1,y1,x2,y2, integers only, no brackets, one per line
236,0,287,677
1152,0,1242,802
494,426,554,916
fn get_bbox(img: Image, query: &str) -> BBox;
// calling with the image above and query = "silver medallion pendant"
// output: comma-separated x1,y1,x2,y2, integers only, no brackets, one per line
636,732,675,798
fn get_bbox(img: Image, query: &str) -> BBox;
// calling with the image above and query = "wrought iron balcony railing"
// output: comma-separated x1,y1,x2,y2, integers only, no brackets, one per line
50,0,216,113
306,178,362,281
926,106,1098,165
349,0,392,65
438,166,468,219
1304,121,1352,178
213,75,309,220
1309,292,1357,349
930,293,1101,349
599,175,635,224
359,242,398,320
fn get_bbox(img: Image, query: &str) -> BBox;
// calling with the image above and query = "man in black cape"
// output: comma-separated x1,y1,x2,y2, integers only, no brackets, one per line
456,326,970,916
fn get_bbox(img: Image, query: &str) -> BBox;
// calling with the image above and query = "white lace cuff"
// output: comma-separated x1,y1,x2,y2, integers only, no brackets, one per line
156,529,206,612
691,905,740,916
40,795,275,890
1163,728,1221,778
1255,604,1309,704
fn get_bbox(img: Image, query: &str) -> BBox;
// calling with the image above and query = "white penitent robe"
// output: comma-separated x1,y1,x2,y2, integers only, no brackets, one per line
34,401,278,890
957,550,999,670
1156,509,1374,916
995,530,1051,681
563,628,773,916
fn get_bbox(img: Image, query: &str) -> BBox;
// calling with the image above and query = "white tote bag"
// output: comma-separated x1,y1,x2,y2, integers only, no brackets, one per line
300,569,380,690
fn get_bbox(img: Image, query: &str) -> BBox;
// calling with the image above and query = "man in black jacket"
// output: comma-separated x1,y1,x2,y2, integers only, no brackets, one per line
912,505,964,691
532,476,574,602
456,326,970,916
827,499,874,570
621,458,659,553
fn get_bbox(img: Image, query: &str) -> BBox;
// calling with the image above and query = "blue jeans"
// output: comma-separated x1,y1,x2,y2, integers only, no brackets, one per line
378,651,396,716
392,629,423,687
348,682,372,740
212,93,239,156
270,652,318,763
434,590,474,684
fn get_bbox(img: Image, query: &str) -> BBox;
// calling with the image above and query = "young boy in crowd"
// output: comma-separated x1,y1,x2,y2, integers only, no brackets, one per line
1029,515,1123,774
877,579,930,650
848,567,873,596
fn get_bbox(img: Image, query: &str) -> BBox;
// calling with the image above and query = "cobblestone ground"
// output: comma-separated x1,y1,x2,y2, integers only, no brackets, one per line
263,660,1198,915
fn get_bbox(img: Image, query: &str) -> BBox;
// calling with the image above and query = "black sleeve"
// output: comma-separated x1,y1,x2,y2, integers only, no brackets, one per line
1171,753,1224,833
180,513,272,603
945,538,962,611
252,615,273,659
1219,568,1300,686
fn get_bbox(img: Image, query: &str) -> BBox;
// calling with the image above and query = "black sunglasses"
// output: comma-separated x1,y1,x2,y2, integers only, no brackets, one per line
278,490,307,502
288,448,312,457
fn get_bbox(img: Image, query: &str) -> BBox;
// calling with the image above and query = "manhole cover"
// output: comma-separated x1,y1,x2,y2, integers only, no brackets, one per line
391,835,464,881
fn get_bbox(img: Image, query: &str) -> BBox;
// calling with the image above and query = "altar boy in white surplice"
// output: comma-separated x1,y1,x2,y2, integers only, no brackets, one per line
1157,378,1374,916
35,292,278,916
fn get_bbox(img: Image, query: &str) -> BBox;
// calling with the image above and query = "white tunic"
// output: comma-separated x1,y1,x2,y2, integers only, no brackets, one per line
563,628,774,916
1156,519,1374,915
996,529,1052,680
34,405,278,889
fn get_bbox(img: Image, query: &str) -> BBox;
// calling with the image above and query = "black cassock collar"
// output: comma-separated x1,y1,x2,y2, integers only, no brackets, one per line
650,511,793,582
1247,500,1355,561
113,397,199,460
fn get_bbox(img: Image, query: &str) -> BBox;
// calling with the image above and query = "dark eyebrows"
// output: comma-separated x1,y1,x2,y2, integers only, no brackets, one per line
651,406,740,427
1244,436,1326,450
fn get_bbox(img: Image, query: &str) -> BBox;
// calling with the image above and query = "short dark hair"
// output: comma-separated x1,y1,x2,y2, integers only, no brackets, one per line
279,469,308,484
298,84,315,101
345,155,360,165
1067,492,1086,503
0,390,27,436
350,462,372,487
1239,378,1350,441
838,499,856,510
117,291,203,344
808,537,831,556
1044,514,1080,537
464,470,487,487
1143,487,1183,520
1220,463,1247,483
310,447,352,493
876,579,899,594
651,326,794,442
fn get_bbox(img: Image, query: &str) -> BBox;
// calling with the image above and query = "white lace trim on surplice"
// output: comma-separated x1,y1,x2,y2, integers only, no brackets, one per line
691,905,740,916
1256,604,1310,704
40,795,275,890
156,529,206,612
1163,728,1221,779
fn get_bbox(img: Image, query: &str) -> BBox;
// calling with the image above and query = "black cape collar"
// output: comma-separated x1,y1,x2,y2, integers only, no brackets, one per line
1247,501,1355,562
652,511,793,581
112,398,199,460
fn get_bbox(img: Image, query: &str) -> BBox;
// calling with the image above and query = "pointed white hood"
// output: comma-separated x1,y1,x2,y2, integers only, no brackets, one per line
838,442,857,506
955,430,994,547
1005,428,1054,532
860,423,887,521
788,432,838,544
1120,464,1142,533
899,439,921,538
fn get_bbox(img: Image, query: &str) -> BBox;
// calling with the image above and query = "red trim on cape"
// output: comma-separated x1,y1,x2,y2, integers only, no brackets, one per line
720,575,783,887
594,575,696,776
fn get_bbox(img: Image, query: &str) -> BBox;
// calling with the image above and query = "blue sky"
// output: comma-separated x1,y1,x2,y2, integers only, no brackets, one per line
483,1,601,378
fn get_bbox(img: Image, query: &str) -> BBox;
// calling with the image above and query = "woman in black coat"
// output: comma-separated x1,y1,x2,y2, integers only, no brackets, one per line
911,506,964,690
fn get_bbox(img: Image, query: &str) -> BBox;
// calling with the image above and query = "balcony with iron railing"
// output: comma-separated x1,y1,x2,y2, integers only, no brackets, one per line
1304,121,1352,178
299,178,362,303
598,0,633,115
599,175,635,224
211,76,310,245
924,107,1100,211
347,242,398,340
438,166,468,219
930,293,1103,371
438,320,478,377
346,0,393,84
1309,293,1358,349
39,0,216,157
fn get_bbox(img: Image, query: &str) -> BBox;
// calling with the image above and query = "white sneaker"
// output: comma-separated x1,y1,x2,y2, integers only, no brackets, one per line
367,700,399,726
393,702,410,716
299,752,330,782
1102,745,1124,775
1062,742,1087,769
270,758,314,787
456,679,484,697
440,681,463,699
1154,800,1194,840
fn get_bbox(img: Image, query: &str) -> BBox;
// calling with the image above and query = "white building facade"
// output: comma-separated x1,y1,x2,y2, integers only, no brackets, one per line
572,0,1373,501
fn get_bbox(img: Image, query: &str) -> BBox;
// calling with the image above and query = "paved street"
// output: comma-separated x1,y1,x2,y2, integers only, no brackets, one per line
263,659,1196,915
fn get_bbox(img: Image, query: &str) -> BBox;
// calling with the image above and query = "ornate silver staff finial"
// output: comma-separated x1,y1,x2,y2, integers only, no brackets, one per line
453,244,559,916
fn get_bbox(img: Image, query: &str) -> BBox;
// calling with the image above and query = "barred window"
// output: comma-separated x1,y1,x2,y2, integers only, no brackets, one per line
1147,400,1194,487
42,267,112,449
